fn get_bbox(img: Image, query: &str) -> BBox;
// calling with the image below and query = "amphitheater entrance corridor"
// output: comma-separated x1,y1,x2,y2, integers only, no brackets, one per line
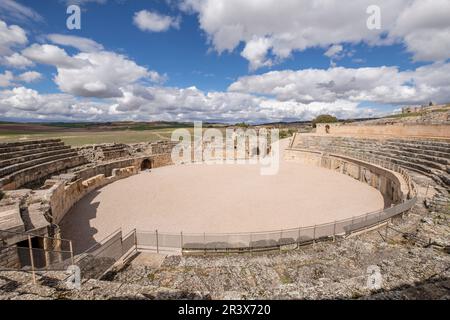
141,159,152,171
16,237,45,268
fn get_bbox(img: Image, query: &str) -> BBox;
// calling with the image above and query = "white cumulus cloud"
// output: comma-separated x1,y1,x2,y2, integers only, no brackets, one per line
133,10,180,32
0,19,28,55
17,71,42,83
2,52,34,69
182,0,450,69
0,71,14,87
47,34,104,52
22,44,88,69
229,63,450,105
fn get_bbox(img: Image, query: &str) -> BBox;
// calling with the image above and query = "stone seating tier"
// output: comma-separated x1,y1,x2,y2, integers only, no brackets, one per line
292,136,450,189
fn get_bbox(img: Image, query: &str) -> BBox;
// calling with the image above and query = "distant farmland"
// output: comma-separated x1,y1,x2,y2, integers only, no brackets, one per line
0,122,203,145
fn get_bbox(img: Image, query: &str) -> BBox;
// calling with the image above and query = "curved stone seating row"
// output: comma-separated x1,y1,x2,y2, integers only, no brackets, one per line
0,140,65,154
0,147,73,169
0,151,80,178
382,145,449,163
0,144,71,161
0,139,61,148
385,138,450,148
291,135,450,189
384,141,450,154
324,142,449,172
0,139,90,190
0,155,88,190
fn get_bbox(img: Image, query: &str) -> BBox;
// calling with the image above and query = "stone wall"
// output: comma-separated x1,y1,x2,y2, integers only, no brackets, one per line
284,149,409,206
316,123,449,138
0,155,87,191
0,245,20,269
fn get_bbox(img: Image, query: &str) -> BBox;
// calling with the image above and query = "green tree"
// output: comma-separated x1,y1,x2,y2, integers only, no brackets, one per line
235,122,249,128
312,114,338,128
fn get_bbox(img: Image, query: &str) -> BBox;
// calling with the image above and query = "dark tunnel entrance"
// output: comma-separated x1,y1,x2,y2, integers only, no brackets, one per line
141,159,152,170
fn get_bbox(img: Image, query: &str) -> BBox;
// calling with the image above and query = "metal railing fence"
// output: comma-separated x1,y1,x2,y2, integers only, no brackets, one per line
132,196,416,254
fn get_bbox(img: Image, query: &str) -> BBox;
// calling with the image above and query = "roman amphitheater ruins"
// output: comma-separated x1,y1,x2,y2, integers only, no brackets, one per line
0,118,449,299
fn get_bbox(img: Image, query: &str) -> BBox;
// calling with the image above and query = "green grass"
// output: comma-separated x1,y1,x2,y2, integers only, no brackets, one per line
0,127,236,146
383,111,425,119
0,129,180,146
384,106,449,119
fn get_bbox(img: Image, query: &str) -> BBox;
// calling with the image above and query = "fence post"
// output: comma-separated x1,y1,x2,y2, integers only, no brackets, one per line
333,221,336,242
43,238,49,270
385,222,388,241
27,235,36,284
203,233,206,256
350,216,354,233
69,240,74,266
155,230,159,254
313,225,316,244
180,231,183,249
279,230,283,251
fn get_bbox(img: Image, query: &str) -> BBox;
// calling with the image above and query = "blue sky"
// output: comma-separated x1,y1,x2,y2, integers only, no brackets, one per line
0,0,449,123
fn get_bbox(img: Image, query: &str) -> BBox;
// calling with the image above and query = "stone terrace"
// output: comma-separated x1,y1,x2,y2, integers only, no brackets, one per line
0,139,88,190
291,136,450,191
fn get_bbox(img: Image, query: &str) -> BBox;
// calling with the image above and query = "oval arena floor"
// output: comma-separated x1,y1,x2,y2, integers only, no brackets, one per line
60,156,384,253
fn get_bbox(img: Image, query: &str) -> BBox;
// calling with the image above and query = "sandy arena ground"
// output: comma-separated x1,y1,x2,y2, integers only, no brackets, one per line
60,150,384,252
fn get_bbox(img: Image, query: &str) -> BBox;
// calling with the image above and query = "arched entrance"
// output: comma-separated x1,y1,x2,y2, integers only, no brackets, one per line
141,159,152,170
325,125,330,134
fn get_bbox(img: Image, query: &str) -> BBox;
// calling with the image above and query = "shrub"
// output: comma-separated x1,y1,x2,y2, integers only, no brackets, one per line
312,114,338,128
279,128,297,139
235,122,249,128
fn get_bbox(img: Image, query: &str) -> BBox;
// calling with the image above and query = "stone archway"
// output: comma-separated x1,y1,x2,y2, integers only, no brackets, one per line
140,159,152,170
325,125,331,134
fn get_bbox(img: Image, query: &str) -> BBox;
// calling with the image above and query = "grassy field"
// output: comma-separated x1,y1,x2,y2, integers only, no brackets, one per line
0,128,185,146
0,121,212,145
0,121,298,146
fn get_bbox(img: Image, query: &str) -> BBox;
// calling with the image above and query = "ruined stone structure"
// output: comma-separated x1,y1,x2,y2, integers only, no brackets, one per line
290,134,449,191
0,125,448,299
0,139,176,270
316,122,449,137
0,140,88,190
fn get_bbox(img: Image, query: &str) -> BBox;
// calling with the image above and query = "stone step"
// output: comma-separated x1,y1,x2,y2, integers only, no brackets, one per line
440,174,450,188
0,155,88,190
326,142,448,172
332,146,433,175
337,140,450,157
0,147,73,169
321,136,450,153
0,139,61,148
378,148,449,166
0,151,79,178
0,144,70,161
331,140,450,162
381,144,450,160
384,141,450,154
342,148,450,187
386,138,450,148
368,149,448,171
0,141,66,154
